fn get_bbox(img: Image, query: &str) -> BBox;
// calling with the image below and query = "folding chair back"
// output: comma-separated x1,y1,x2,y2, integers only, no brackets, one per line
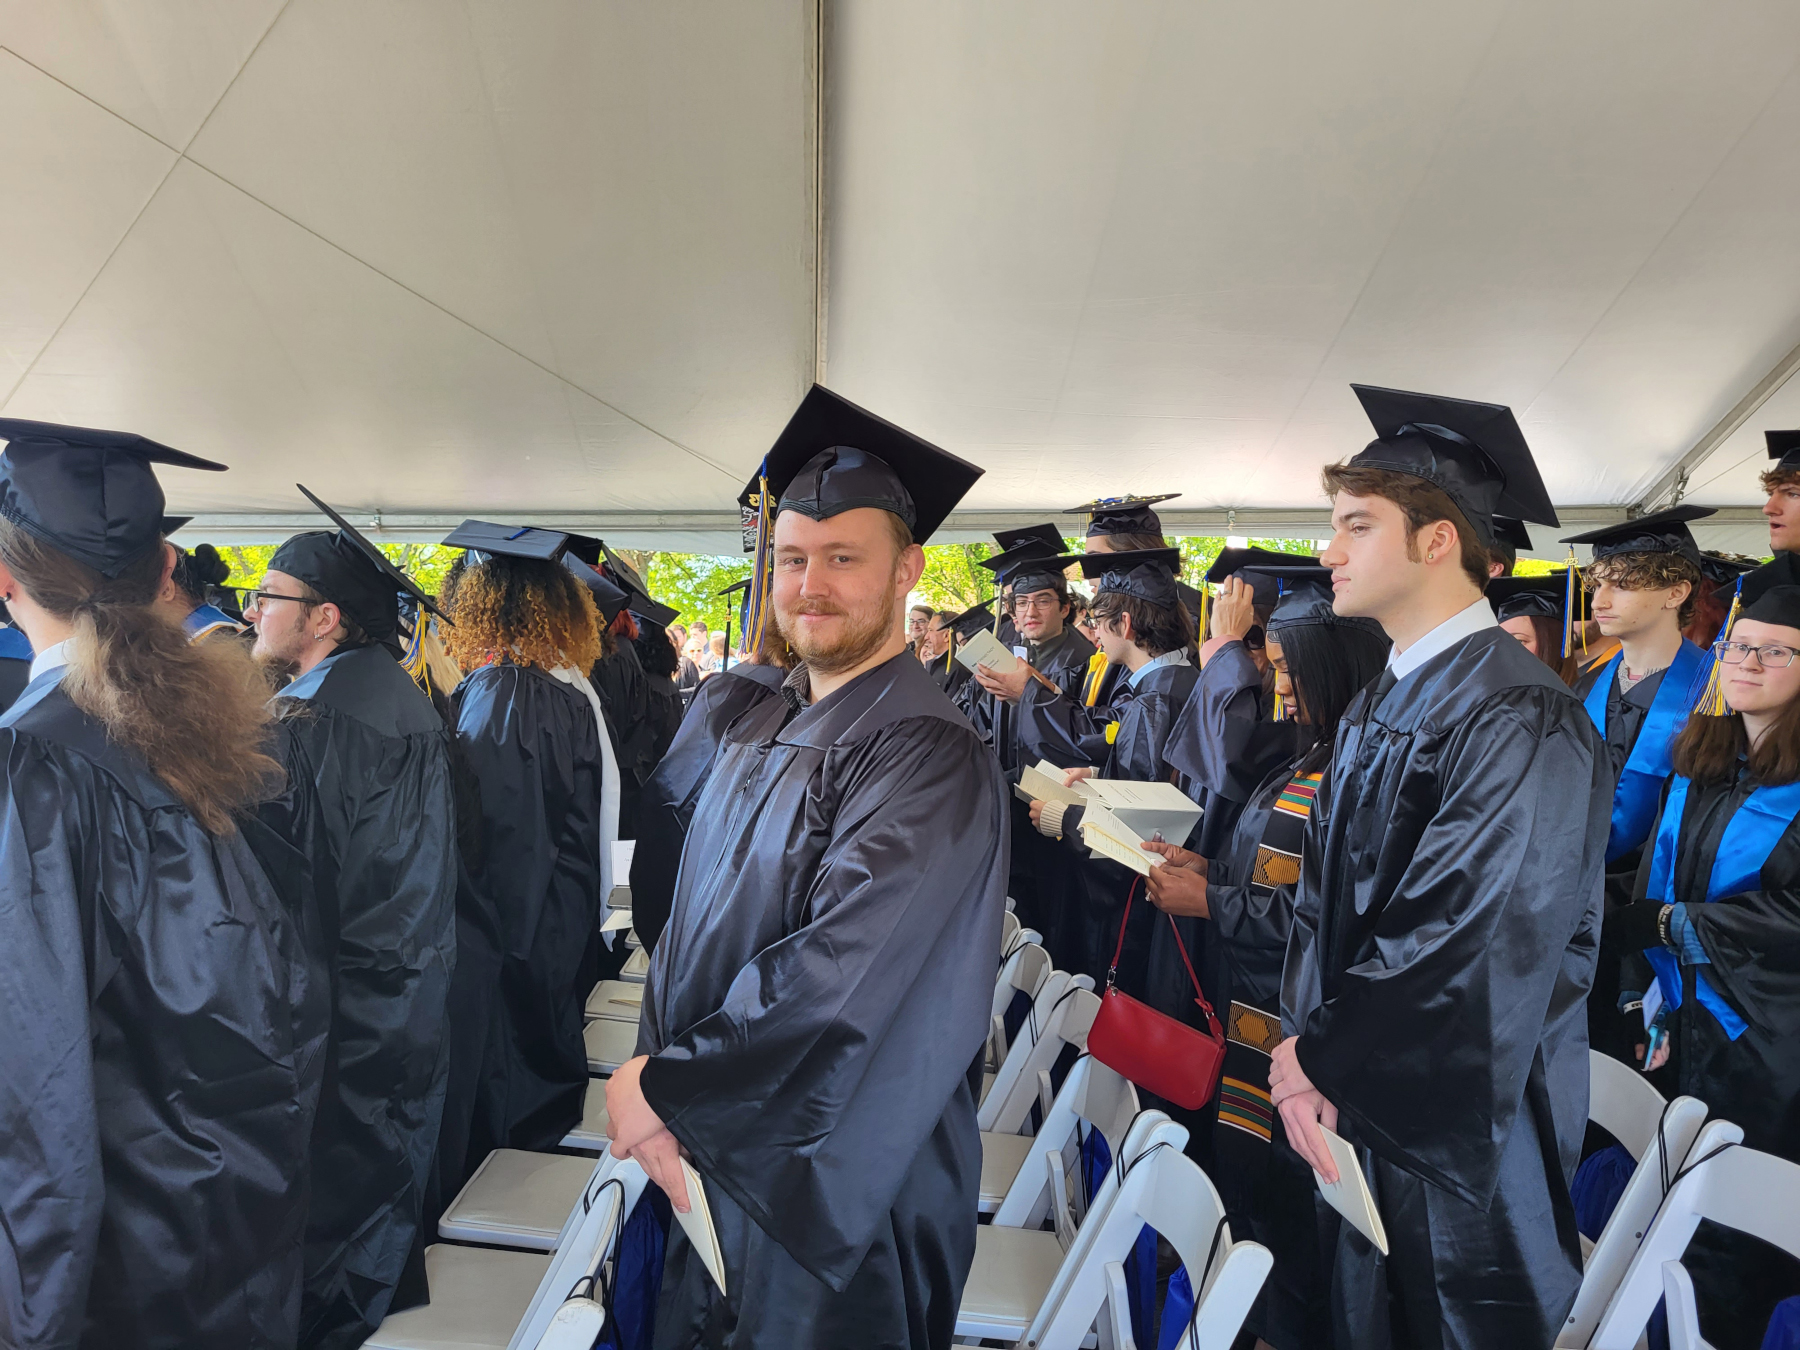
1028,1135,1271,1350
1557,1093,1706,1348
979,985,1102,1135
992,941,1053,1020
1002,909,1022,952
507,1157,648,1350
985,965,1075,1114
1588,1118,1747,1350
992,1054,1139,1229
1588,1050,1670,1161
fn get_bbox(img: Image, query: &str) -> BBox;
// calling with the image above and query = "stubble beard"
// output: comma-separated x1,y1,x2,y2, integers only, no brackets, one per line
776,586,897,677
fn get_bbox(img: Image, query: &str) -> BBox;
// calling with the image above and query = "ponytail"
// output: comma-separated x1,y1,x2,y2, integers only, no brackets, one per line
0,521,280,834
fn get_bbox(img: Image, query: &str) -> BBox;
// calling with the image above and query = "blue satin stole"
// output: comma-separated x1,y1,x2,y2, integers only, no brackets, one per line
1645,772,1800,1039
1584,640,1711,862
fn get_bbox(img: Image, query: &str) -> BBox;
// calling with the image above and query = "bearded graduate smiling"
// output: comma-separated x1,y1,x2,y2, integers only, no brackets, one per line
607,387,1005,1350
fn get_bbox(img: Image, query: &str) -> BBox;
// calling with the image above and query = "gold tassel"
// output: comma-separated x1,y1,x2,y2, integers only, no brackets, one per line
1272,688,1287,722
1562,550,1578,660
1693,579,1742,716
1198,584,1210,640
402,614,431,698
745,473,774,658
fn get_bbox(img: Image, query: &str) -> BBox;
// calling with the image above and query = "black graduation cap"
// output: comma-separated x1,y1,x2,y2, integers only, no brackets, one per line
440,519,571,562
1697,551,1760,589
1486,575,1568,624
270,486,446,643
1349,385,1558,546
743,385,982,545
0,418,226,577
1736,583,1800,633
600,544,651,597
980,542,1079,596
1066,494,1180,539
1240,564,1385,637
161,514,193,535
1559,505,1713,567
717,578,751,599
564,557,630,625
1206,547,1323,608
994,522,1068,555
1078,547,1183,608
1722,551,1800,611
942,598,999,641
1765,430,1800,474
1493,516,1532,554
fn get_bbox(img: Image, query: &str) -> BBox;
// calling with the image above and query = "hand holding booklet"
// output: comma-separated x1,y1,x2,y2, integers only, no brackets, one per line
955,627,1021,676
1314,1125,1389,1255
1012,759,1092,807
672,1159,728,1294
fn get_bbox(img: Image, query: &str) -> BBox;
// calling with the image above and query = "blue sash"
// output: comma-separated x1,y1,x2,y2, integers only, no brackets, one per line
1644,773,1800,1039
1585,642,1712,862
183,604,244,641
0,626,31,661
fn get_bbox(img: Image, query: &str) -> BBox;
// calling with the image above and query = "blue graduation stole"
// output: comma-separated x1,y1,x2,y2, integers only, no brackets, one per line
0,626,31,661
1644,773,1800,1039
183,604,243,641
1584,640,1712,862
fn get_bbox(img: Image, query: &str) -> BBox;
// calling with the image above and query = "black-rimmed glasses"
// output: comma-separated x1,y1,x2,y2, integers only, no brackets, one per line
1715,640,1800,668
237,588,318,613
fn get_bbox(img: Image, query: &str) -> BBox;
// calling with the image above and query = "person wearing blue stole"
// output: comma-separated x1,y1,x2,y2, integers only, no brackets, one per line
1563,508,1716,1062
1610,582,1800,1348
0,600,32,711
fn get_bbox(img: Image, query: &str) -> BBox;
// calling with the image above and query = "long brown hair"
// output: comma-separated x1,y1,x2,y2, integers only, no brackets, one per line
1673,703,1800,788
440,554,604,672
1520,614,1579,687
0,520,280,833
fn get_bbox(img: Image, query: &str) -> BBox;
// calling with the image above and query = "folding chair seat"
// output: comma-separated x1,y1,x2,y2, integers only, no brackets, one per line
584,978,645,1024
1588,1119,1749,1350
980,1054,1137,1219
438,1149,600,1251
955,1113,1186,1345
560,1080,611,1152
977,984,1101,1136
369,1158,645,1350
618,946,650,983
585,1017,637,1075
1556,1053,1708,1348
1041,1134,1273,1350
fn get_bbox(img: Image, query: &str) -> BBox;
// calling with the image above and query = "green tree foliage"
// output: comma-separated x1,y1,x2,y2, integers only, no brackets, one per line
209,543,459,599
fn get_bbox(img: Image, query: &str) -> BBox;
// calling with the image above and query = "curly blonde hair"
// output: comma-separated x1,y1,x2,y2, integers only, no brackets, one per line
440,554,603,672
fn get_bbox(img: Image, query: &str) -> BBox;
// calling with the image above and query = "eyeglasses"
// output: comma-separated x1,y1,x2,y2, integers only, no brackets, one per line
1715,640,1800,668
1011,594,1063,612
238,588,318,613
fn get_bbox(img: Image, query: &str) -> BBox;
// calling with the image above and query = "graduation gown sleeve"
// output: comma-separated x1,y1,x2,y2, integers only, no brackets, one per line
1164,641,1284,801
1283,683,1607,1207
639,713,1006,1291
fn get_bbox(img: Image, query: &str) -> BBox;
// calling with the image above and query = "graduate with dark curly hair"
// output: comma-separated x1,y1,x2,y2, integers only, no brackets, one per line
437,523,620,1176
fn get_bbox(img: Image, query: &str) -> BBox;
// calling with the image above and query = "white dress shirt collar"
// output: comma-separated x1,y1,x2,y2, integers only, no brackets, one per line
28,638,73,685
1385,598,1497,682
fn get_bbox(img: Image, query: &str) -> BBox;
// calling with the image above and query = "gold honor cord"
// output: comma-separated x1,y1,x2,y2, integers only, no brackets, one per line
1082,650,1108,707
1562,550,1582,660
744,475,774,657
1693,578,1743,717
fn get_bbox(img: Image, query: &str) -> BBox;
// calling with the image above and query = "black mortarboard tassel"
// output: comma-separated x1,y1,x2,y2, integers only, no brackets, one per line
1765,430,1800,474
1559,505,1714,567
1348,385,1558,547
1066,494,1180,539
0,418,226,576
743,385,983,545
1078,547,1183,608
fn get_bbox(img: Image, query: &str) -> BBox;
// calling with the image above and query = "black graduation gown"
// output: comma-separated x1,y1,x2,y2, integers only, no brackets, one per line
453,663,607,1152
638,653,1006,1350
1165,640,1283,858
277,644,459,1349
630,663,788,955
0,672,327,1349
593,640,655,837
1282,628,1610,1349
0,624,32,712
1573,660,1671,1062
1638,774,1800,1347
644,670,686,767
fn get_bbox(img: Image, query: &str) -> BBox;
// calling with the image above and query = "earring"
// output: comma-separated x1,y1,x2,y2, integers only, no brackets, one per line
1426,552,1435,562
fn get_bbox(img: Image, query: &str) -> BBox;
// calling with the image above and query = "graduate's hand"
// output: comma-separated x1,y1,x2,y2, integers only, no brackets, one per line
1140,839,1204,873
1269,1038,1340,1183
604,1056,667,1155
630,1127,693,1215
1028,798,1046,827
974,661,1031,703
1635,1040,1672,1071
1211,577,1256,642
1061,766,1095,787
1144,857,1209,918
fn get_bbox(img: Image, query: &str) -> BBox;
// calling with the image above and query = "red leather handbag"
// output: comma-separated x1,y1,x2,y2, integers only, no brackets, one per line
1085,878,1226,1111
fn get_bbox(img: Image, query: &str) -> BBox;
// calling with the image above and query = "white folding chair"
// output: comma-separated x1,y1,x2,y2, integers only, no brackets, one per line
955,1112,1186,1345
982,963,1073,1108
988,941,1053,1073
982,1054,1137,1222
584,1018,637,1076
618,946,650,984
439,1149,604,1251
978,986,1101,1136
1002,909,1022,952
369,1156,648,1350
584,978,646,1024
1588,1119,1749,1350
1557,1053,1708,1348
1037,1140,1272,1350
560,1080,612,1153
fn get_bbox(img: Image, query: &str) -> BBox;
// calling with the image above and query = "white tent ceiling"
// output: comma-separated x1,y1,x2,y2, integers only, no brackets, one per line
4,0,1800,557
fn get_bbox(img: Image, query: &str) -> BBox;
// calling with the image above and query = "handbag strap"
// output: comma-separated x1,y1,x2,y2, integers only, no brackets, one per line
1106,875,1222,1036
